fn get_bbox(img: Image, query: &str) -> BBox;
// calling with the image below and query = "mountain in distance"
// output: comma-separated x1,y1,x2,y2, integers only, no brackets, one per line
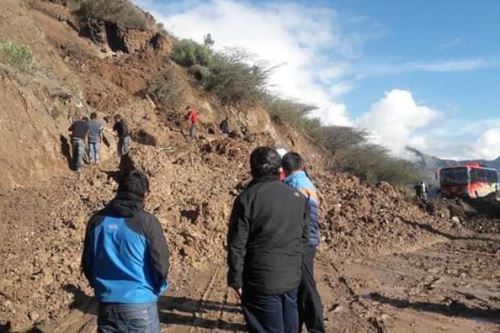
407,147,500,184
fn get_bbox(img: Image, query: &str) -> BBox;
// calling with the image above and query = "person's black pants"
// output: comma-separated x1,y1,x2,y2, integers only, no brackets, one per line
242,288,299,333
299,246,325,333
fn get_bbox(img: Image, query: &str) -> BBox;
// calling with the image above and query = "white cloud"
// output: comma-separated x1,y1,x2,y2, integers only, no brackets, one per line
134,0,354,125
329,81,355,97
357,90,500,161
357,89,440,157
471,128,500,160
355,58,500,78
416,59,489,72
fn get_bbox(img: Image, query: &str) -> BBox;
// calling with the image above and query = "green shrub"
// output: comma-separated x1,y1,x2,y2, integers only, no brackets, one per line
263,96,419,186
146,69,182,110
171,39,212,67
0,42,33,72
172,39,271,104
319,126,367,154
188,64,211,81
75,0,147,30
334,144,420,186
203,50,271,104
264,97,323,141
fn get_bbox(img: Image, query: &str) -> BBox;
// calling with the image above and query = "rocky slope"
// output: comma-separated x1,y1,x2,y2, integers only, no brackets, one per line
0,1,498,332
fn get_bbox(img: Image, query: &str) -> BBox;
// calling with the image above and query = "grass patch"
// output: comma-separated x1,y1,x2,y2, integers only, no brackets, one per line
0,42,33,72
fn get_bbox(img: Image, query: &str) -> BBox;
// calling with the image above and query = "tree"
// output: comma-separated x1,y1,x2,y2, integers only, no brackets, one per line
203,33,214,48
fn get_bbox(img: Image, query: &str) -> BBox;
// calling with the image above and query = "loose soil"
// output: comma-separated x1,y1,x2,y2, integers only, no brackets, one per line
0,1,498,332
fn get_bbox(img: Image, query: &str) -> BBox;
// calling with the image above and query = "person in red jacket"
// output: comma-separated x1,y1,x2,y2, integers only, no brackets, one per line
185,105,199,140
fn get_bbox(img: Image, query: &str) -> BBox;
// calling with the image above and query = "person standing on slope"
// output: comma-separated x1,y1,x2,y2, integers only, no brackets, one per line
68,116,90,172
87,112,103,165
220,117,230,135
282,152,325,333
185,105,199,140
227,147,309,333
82,170,170,333
113,114,131,159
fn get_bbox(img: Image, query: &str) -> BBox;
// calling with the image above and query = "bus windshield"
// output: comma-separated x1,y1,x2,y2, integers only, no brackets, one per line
440,168,469,186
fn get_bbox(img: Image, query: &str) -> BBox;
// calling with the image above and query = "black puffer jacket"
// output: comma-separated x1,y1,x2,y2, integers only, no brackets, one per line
227,175,309,295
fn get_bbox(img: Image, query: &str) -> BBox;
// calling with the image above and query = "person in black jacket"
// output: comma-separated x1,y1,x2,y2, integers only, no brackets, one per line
68,116,90,172
112,114,131,159
82,170,170,333
220,117,230,135
227,147,309,333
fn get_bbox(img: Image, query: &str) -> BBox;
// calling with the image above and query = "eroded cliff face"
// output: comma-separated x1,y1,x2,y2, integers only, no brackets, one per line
0,0,297,190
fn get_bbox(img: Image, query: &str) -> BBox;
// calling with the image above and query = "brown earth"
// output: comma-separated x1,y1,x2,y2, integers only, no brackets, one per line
0,1,499,333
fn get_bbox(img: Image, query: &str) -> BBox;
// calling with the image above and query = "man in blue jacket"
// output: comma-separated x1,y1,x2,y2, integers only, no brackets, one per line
82,170,169,332
282,152,325,333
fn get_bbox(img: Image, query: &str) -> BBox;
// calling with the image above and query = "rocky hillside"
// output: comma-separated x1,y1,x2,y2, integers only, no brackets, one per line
0,1,494,332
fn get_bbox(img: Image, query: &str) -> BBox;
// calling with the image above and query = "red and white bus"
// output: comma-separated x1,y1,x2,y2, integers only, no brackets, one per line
439,163,499,198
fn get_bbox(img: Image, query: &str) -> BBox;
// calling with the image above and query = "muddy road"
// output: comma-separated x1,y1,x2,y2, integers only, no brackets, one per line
41,233,500,333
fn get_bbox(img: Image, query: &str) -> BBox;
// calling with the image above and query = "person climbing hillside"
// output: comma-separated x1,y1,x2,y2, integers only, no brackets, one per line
282,152,325,333
112,114,131,159
81,170,170,332
227,147,309,333
68,116,89,172
87,112,103,165
185,105,199,140
220,117,230,135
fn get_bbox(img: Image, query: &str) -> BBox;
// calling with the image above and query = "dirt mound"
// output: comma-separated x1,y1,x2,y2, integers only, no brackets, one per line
315,174,457,260
0,1,498,332
427,195,500,234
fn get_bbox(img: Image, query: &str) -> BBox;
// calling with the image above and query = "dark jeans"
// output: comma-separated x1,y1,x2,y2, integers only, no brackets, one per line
299,246,325,333
242,288,299,333
98,303,160,333
71,137,85,171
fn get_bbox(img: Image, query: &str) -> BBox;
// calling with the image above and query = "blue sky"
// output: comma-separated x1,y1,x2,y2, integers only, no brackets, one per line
133,0,500,160
334,0,500,119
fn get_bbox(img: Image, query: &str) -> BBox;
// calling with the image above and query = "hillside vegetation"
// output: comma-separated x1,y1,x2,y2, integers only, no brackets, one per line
169,37,421,186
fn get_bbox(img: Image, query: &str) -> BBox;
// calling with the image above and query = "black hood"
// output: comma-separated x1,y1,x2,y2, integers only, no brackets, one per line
105,192,144,217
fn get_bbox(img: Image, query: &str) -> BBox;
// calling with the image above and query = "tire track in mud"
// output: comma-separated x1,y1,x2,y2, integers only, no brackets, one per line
327,259,385,332
187,267,220,332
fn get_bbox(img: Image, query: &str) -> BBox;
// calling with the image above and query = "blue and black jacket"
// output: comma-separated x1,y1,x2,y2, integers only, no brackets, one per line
82,192,170,304
285,171,321,247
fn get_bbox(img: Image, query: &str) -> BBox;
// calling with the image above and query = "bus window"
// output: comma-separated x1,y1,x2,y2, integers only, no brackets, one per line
440,168,469,185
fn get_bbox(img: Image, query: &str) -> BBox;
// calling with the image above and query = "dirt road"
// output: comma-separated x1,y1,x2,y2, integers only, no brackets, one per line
41,233,500,333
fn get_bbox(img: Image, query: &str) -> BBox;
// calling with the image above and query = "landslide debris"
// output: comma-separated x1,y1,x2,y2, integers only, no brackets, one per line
0,1,498,332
